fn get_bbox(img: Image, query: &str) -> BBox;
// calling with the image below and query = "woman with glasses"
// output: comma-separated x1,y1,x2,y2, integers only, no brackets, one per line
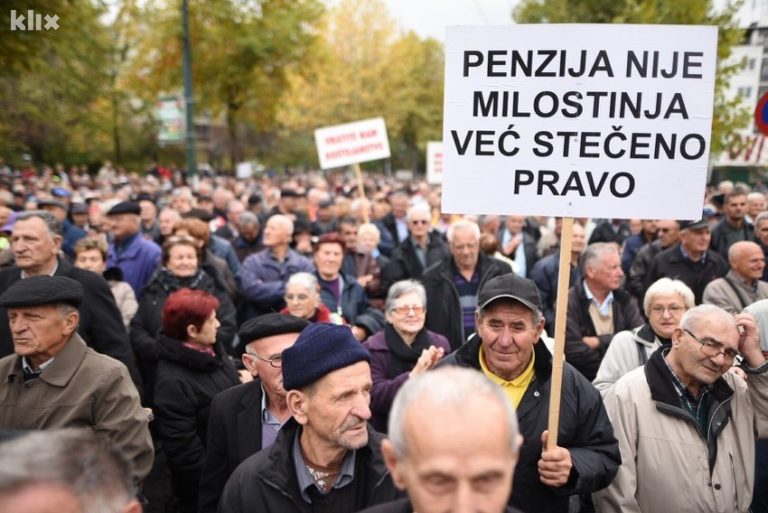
280,272,344,324
364,280,450,432
593,277,695,395
154,288,239,513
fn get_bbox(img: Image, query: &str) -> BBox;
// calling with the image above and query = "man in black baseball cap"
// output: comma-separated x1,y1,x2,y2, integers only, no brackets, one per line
0,276,153,485
439,273,620,513
198,313,310,513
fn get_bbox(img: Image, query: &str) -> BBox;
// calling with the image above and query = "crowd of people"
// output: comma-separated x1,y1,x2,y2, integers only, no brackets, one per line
0,160,766,513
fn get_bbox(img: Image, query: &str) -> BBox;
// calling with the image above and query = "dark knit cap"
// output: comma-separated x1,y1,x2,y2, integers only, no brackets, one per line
0,276,84,308
282,323,370,391
238,313,310,345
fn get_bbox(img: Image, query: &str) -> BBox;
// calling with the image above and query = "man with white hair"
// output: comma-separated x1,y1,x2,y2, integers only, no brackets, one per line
594,305,768,512
422,219,512,350
359,367,524,513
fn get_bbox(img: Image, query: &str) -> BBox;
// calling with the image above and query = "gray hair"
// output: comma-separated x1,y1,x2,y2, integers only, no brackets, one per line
446,219,480,243
0,429,135,513
477,296,543,327
238,211,260,229
385,280,427,313
286,272,319,296
643,278,695,316
580,242,619,272
755,211,768,228
679,304,736,334
15,210,63,237
406,202,431,221
267,214,294,236
388,367,520,458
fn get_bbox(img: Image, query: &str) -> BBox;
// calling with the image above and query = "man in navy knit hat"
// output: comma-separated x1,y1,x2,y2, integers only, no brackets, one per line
219,323,399,513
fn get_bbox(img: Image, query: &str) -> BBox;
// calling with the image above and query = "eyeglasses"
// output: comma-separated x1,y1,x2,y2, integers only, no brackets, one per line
285,294,310,302
410,220,429,225
391,305,425,315
246,352,282,368
683,329,739,362
650,305,685,316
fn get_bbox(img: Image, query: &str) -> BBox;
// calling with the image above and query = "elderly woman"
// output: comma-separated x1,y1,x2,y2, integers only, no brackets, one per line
364,280,450,432
130,236,237,405
593,277,694,395
280,272,343,324
154,288,239,513
313,232,371,324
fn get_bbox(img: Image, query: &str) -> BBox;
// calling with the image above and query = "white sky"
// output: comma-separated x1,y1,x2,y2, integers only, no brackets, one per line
382,0,519,41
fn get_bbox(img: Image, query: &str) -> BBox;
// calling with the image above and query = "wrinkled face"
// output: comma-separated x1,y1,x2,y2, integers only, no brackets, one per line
139,200,157,223
647,292,687,339
724,194,747,222
669,316,739,388
284,283,319,320
158,210,180,236
11,217,61,273
450,229,479,272
314,242,344,280
758,221,768,247
657,220,681,247
680,227,711,254
586,251,623,291
386,291,426,339
189,310,219,345
8,305,76,363
74,248,105,274
408,211,431,240
300,361,372,451
357,231,379,254
476,300,543,381
387,399,517,513
263,217,291,247
242,332,299,398
748,195,767,218
109,213,138,241
0,483,81,513
731,244,766,280
166,244,198,277
338,223,358,249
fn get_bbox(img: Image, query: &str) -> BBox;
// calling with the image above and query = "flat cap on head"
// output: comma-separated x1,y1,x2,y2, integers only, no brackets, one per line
106,201,140,216
238,313,310,344
0,276,84,308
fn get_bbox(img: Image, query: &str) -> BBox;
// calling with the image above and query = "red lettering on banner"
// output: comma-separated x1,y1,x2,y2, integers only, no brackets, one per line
359,130,377,139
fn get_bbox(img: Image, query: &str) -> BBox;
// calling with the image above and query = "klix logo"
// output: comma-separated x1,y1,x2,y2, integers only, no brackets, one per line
10,10,60,31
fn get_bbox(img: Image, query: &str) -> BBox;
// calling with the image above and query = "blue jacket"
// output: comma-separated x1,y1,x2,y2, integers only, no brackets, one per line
62,219,86,259
316,272,371,324
107,233,161,298
240,248,314,315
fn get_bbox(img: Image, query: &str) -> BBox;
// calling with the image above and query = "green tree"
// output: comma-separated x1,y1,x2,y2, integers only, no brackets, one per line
513,0,748,155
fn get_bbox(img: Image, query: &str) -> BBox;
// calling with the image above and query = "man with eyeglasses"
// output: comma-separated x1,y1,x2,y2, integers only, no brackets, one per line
198,313,309,513
627,219,681,304
594,304,768,513
703,240,768,314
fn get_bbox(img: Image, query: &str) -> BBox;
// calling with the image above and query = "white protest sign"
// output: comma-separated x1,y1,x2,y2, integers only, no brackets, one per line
236,161,253,179
426,142,444,184
442,24,717,219
314,118,391,169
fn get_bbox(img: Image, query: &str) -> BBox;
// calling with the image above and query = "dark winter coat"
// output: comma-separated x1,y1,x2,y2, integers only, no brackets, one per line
218,418,400,513
422,253,512,350
154,335,239,512
646,243,728,304
316,271,371,324
382,232,450,290
357,498,524,513
439,338,621,513
565,280,644,381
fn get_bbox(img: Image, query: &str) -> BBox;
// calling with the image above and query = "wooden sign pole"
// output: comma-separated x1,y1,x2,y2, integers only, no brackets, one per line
546,216,574,449
353,163,370,224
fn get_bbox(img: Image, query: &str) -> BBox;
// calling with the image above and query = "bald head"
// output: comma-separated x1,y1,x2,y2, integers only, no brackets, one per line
728,241,766,282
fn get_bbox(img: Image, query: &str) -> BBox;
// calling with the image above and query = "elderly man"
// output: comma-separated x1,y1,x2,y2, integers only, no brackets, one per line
440,273,620,513
240,214,314,317
0,429,142,513
593,305,768,512
627,219,681,303
0,211,138,381
38,198,86,259
198,314,310,513
359,367,524,513
565,242,643,380
156,206,182,245
703,240,768,313
423,219,512,350
755,212,768,282
498,215,539,278
746,191,767,224
383,203,450,290
381,190,410,247
620,219,657,274
232,211,263,263
219,323,398,512
105,201,161,297
0,276,153,485
711,187,754,260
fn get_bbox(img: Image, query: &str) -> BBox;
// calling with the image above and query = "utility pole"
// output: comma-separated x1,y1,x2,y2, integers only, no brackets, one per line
182,0,197,183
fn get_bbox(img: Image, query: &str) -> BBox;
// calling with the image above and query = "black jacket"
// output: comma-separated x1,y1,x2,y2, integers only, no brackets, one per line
646,243,728,304
627,239,665,304
422,253,512,350
497,228,540,278
440,339,621,513
565,280,644,381
218,418,400,513
357,498,524,513
382,231,450,290
198,379,267,513
154,335,239,509
0,258,141,386
130,267,237,405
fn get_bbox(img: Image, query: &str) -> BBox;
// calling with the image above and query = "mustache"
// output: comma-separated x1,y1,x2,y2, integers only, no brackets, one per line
341,416,367,432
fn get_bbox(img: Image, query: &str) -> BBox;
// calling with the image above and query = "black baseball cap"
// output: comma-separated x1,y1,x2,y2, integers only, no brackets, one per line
477,273,542,312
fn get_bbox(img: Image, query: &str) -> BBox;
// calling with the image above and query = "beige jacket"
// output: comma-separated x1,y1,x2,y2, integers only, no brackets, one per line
0,333,154,483
593,355,768,513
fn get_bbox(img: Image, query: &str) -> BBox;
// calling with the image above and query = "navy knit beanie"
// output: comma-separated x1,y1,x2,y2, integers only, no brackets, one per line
282,323,370,391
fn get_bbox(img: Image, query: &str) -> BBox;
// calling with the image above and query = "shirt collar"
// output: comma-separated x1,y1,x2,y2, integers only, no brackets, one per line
21,260,58,279
679,243,707,263
479,345,535,386
583,281,614,314
22,356,55,374
291,428,357,503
